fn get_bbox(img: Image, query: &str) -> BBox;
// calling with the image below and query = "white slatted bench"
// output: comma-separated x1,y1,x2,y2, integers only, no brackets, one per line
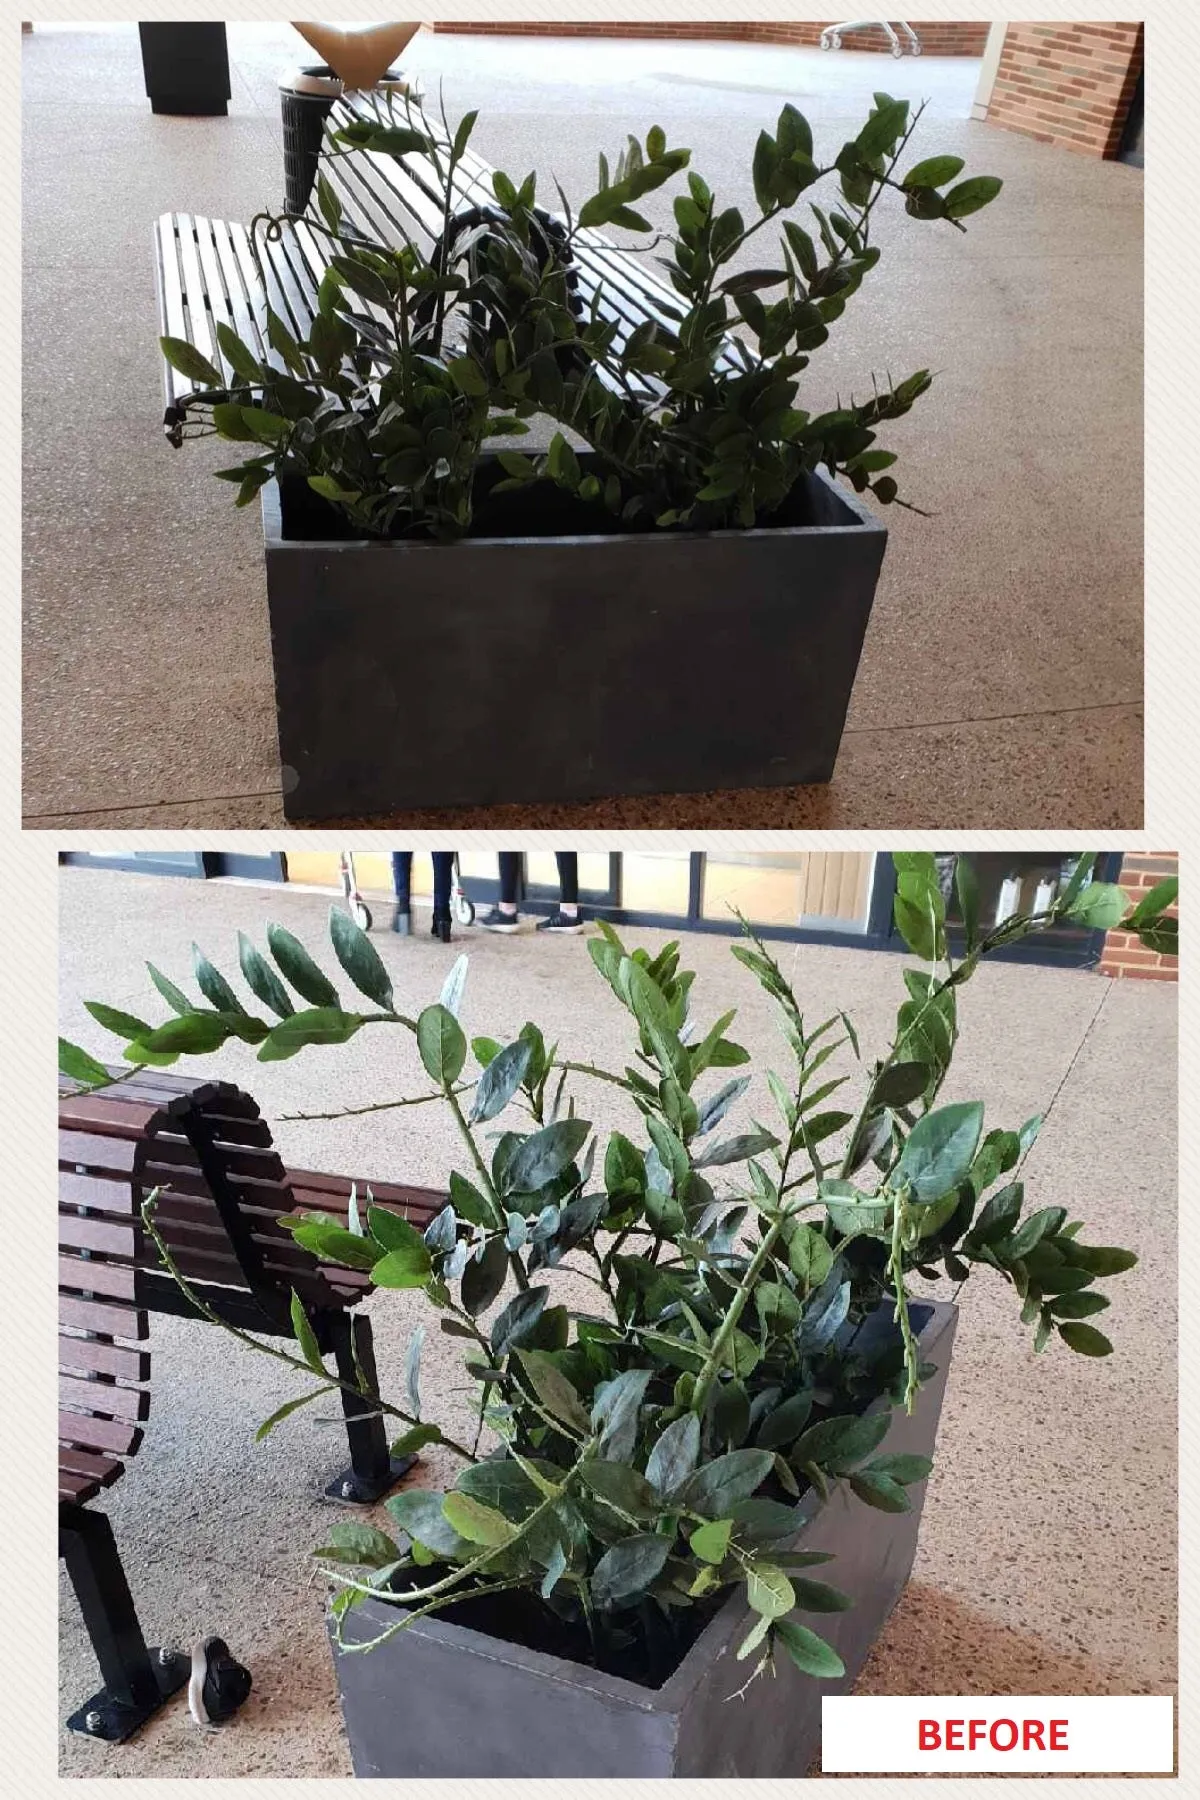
154,93,742,435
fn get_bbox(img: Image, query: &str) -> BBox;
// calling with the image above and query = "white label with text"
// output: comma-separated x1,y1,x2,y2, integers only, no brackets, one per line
821,1695,1174,1772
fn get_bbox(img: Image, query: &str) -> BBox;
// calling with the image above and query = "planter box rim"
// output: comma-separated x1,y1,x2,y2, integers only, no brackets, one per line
261,464,885,552
333,1299,957,1715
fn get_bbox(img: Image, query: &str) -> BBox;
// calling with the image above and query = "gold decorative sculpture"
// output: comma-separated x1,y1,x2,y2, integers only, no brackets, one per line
291,22,423,90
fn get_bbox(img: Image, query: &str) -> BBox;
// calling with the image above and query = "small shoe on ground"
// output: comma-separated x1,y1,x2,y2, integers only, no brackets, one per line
431,913,452,943
536,910,585,935
391,906,411,936
478,906,521,934
187,1636,252,1726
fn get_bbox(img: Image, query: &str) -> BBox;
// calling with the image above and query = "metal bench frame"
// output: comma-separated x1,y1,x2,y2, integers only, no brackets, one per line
59,1229,191,1740
59,1506,191,1742
59,1070,445,1505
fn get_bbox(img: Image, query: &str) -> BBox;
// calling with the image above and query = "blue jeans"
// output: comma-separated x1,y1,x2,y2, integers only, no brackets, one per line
392,853,454,917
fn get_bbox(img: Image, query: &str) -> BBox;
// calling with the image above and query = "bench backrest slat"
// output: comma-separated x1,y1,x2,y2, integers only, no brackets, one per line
59,1074,354,1315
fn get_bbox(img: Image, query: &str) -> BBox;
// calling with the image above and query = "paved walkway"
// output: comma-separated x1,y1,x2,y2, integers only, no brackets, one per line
24,26,1141,828
58,867,1175,1775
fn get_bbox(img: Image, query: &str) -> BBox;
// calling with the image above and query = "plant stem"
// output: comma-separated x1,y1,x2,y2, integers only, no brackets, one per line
888,1187,921,1414
330,1446,590,1652
140,1190,479,1463
281,1082,474,1122
444,1082,529,1292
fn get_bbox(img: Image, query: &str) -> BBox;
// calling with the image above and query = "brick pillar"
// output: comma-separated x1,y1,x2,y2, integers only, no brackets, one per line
980,23,1144,158
1098,854,1179,981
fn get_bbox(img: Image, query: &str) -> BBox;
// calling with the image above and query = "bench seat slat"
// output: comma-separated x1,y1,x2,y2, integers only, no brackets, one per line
60,1374,150,1424
60,1294,148,1341
59,1213,140,1257
59,1334,150,1383
175,214,220,375
59,1254,137,1302
58,1445,125,1487
59,1409,142,1458
208,214,267,367
224,220,285,374
60,1470,104,1504
155,212,190,408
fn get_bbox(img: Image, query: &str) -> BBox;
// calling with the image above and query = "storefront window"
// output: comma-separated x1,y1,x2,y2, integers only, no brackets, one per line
941,852,1080,929
620,853,692,917
700,852,875,929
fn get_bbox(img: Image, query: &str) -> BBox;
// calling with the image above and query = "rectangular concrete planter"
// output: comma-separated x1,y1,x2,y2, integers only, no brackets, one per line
261,465,887,821
329,1300,955,1778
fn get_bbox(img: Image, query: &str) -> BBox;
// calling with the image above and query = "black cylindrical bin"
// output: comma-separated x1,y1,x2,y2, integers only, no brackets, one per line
138,23,231,117
280,66,342,215
279,65,416,216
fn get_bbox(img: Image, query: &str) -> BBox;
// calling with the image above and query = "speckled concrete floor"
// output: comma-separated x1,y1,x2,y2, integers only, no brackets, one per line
24,27,1142,828
58,867,1175,1775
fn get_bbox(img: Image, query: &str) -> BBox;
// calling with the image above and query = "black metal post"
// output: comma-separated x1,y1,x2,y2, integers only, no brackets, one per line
60,1506,189,1741
324,1313,416,1505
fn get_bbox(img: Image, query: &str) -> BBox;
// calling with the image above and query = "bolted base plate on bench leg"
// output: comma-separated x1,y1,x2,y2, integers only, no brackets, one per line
66,1648,190,1743
324,1453,418,1508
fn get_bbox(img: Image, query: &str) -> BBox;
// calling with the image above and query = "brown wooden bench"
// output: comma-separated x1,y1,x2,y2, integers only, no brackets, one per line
59,1069,445,1504
154,90,742,433
59,1254,192,1740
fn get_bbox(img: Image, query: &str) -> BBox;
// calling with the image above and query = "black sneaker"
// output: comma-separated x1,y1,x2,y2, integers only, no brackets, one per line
188,1636,252,1726
537,910,585,935
478,906,521,934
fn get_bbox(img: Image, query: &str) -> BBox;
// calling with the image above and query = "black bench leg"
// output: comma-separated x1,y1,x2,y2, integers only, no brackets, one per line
60,1507,190,1742
324,1312,417,1506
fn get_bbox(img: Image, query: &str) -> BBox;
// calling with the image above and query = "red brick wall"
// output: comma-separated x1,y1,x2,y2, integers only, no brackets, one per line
1098,854,1179,982
982,22,1143,158
432,22,989,56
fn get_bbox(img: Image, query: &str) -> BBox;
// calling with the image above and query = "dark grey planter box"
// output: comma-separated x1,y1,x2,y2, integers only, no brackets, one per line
261,466,887,821
330,1300,955,1778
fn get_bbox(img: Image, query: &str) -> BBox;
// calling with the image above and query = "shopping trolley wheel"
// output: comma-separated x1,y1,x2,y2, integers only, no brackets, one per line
911,44,921,56
454,895,476,926
892,43,903,56
353,901,373,931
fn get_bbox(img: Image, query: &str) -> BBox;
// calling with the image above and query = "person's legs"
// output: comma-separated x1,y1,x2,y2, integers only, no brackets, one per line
391,852,412,934
481,852,522,933
537,852,585,934
430,853,454,940
556,853,579,916
499,853,521,908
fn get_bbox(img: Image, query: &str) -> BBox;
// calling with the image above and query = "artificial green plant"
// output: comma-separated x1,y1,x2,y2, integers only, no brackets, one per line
159,88,1003,540
60,853,1176,1688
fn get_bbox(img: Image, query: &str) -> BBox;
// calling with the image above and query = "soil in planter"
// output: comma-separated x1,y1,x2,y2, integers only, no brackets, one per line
381,1565,725,1690
275,454,844,545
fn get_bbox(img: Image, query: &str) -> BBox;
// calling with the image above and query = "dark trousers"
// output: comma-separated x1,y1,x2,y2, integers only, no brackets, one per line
392,853,454,916
498,853,579,906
